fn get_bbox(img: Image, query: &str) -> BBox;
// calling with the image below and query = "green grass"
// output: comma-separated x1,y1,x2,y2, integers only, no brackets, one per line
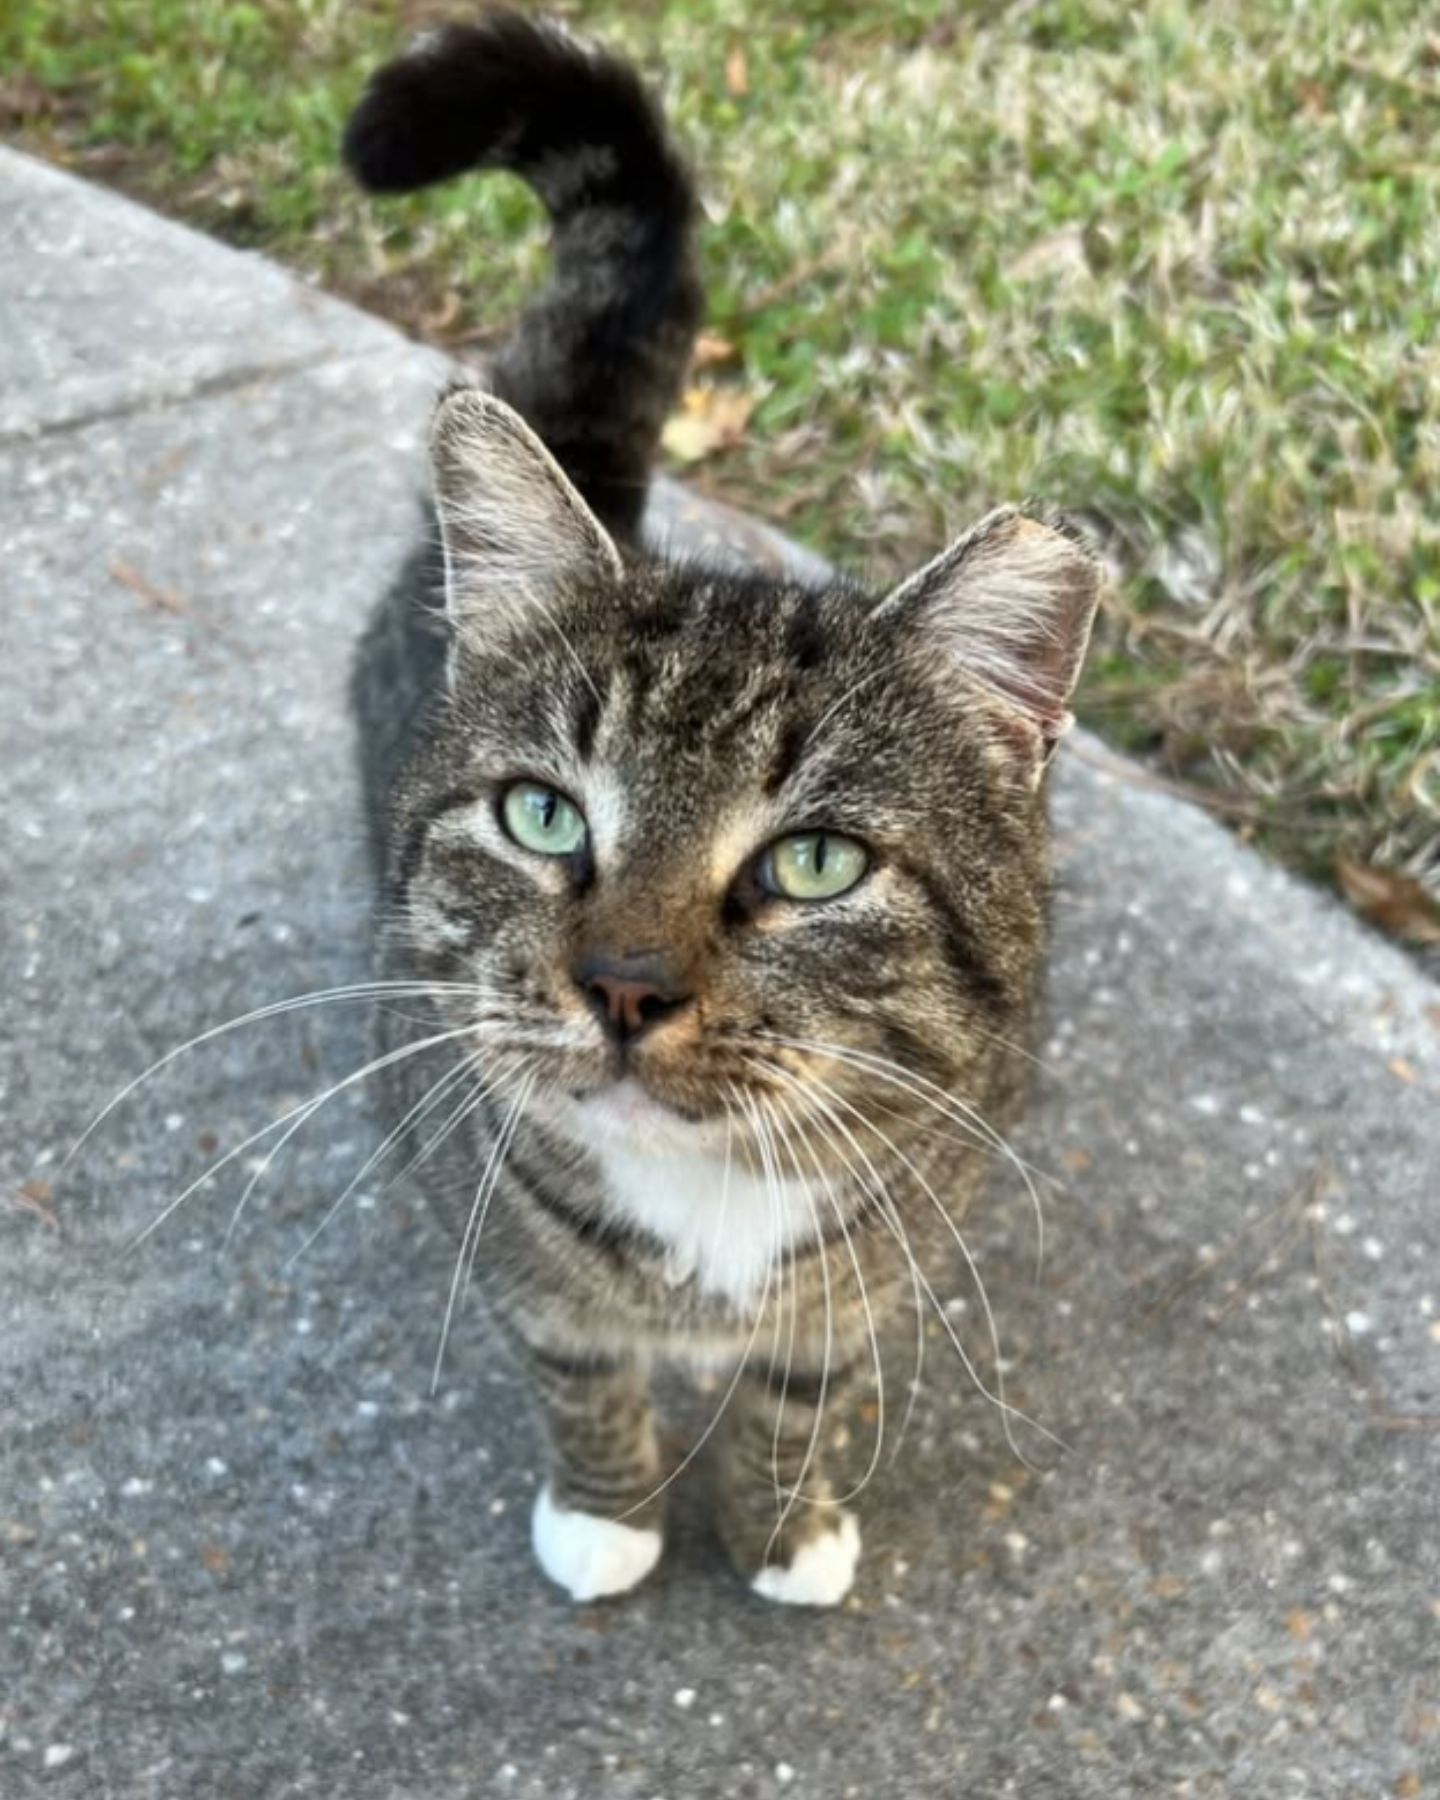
6,0,1439,932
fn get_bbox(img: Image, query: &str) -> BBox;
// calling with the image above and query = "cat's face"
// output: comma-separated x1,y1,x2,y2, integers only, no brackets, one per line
388,391,1100,1170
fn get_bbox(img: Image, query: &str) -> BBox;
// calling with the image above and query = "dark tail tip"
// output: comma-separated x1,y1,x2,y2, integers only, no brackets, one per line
342,54,446,193
341,18,515,193
344,9,702,540
343,10,669,201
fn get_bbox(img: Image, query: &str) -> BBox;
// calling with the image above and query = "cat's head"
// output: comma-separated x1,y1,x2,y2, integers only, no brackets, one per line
390,389,1100,1167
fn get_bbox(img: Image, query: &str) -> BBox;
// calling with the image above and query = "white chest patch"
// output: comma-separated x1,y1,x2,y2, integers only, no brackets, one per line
566,1084,825,1311
595,1138,823,1309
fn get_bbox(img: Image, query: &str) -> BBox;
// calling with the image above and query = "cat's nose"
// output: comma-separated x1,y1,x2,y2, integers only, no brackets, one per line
572,949,692,1043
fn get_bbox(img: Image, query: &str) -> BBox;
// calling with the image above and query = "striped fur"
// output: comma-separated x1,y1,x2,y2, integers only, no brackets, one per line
348,10,1101,1603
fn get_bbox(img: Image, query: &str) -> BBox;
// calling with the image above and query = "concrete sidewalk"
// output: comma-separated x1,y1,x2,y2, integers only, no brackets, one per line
3,148,1437,1799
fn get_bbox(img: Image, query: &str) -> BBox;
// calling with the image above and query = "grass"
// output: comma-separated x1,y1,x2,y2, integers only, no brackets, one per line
5,0,1439,937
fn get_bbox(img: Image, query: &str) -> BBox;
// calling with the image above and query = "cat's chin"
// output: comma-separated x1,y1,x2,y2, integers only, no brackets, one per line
557,1077,729,1159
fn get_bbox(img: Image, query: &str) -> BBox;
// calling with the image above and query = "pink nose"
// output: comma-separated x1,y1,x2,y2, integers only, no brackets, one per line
573,951,691,1042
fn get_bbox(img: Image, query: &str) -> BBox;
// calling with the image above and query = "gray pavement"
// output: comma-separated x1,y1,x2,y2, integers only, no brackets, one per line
3,148,1438,1799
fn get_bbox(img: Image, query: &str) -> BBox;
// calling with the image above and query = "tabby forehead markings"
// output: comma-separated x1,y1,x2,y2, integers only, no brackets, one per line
405,889,474,948
577,764,630,865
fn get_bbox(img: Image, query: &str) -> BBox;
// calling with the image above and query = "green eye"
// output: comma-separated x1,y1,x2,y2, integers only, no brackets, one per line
761,831,869,902
500,781,587,857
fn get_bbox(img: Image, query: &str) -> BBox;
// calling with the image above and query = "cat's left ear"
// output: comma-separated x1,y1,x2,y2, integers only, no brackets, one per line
429,386,623,654
877,506,1102,774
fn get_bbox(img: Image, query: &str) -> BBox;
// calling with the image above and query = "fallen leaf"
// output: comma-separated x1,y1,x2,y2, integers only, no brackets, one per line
725,45,749,98
1395,1773,1422,1800
1388,1058,1418,1084
1337,856,1440,944
111,558,252,658
661,384,755,464
0,76,61,125
692,331,738,370
742,246,847,316
1004,225,1089,285
8,1180,58,1229
419,289,463,336
1297,80,1330,117
111,557,186,617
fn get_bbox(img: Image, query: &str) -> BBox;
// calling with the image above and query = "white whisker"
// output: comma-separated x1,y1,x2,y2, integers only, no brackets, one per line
758,1031,1050,1283
376,1049,504,1198
430,1062,537,1395
612,1102,779,1524
755,1057,1063,1464
281,1048,495,1272
127,1025,475,1251
763,1094,835,1545
770,1085,890,1507
741,1089,793,1528
68,979,506,1169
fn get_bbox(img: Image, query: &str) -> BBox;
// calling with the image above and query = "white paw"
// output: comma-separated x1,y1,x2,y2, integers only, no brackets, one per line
751,1511,861,1607
531,1484,663,1602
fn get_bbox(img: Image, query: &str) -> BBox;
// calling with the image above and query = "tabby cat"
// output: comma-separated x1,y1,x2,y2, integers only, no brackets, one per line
346,9,1100,1606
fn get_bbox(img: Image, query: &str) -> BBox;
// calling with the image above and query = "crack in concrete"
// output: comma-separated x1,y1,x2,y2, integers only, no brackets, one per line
0,345,360,448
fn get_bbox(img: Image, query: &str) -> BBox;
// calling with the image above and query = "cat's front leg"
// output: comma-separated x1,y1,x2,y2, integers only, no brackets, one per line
512,1337,666,1602
715,1362,861,1607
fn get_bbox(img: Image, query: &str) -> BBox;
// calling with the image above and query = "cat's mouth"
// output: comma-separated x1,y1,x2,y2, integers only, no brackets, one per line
572,1072,702,1130
557,1075,727,1156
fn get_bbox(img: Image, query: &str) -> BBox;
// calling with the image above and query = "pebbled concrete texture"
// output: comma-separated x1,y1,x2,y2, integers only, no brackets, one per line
2,148,1438,1800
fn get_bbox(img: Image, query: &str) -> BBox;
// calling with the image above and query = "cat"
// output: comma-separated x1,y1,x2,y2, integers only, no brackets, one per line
345,8,1100,1607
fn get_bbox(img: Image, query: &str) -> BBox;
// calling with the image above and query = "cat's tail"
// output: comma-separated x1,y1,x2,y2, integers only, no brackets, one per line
343,8,703,541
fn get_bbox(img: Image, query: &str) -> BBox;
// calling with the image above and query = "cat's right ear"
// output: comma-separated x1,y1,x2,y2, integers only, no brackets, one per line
875,506,1102,776
429,387,623,660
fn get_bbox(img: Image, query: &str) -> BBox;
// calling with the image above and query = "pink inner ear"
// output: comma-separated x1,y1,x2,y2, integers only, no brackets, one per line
985,700,1054,768
970,630,1076,735
978,620,1090,748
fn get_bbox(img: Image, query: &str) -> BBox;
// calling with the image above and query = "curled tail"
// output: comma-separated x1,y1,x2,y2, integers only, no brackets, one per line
343,9,703,541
